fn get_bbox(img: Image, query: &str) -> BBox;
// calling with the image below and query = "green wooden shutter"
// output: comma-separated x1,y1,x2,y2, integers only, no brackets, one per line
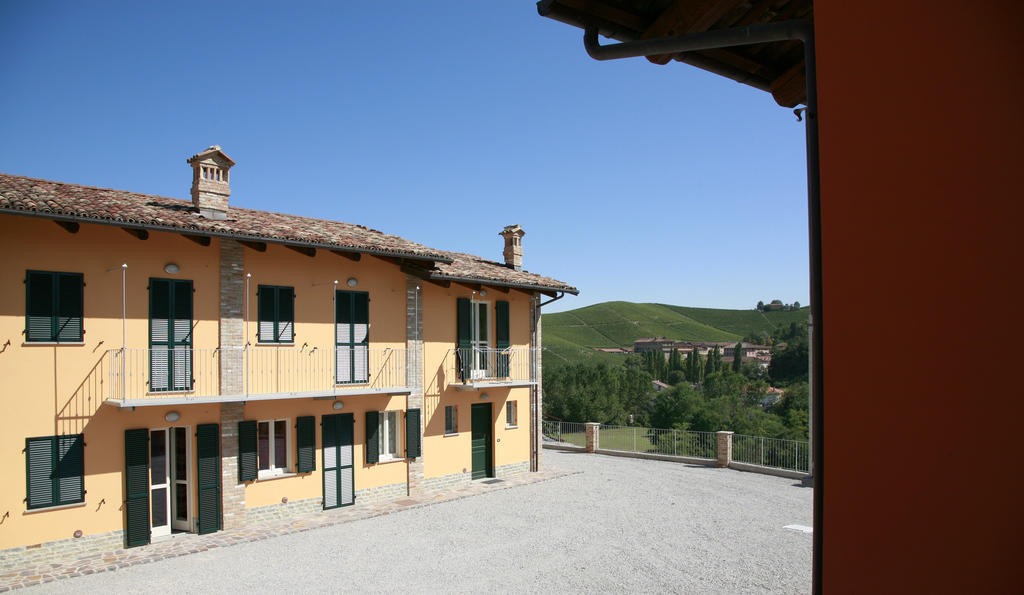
352,292,369,382
257,285,272,342
278,288,294,342
124,429,150,548
56,434,84,505
56,273,83,342
26,271,55,342
322,414,339,509
456,298,472,381
365,410,379,464
149,278,171,391
495,300,510,377
338,414,354,506
296,416,315,473
238,420,257,482
196,423,221,535
405,408,421,459
25,436,55,509
171,280,193,391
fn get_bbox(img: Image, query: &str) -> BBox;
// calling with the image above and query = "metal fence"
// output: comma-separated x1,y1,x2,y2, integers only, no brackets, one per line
599,425,717,459
541,420,587,448
732,434,810,473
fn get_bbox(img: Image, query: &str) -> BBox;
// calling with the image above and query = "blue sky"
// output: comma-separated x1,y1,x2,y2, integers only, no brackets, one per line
0,2,808,313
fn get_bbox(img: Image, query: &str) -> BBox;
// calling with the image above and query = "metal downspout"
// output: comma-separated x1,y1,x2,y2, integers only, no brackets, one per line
580,21,823,594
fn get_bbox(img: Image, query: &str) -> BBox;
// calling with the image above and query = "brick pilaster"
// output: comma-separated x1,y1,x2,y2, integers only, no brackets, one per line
219,402,246,529
405,276,425,495
716,431,734,468
219,239,246,528
585,422,600,453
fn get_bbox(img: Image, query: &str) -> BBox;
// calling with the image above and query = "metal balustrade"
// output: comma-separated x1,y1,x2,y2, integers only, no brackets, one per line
446,347,536,386
107,346,407,402
598,425,717,459
732,434,810,473
541,421,587,447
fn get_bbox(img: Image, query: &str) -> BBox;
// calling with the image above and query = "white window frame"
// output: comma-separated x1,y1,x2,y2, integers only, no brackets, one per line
506,401,517,428
444,405,458,435
257,419,291,478
378,410,402,462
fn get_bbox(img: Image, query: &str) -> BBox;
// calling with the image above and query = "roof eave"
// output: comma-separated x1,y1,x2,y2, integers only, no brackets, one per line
430,273,579,296
0,207,453,264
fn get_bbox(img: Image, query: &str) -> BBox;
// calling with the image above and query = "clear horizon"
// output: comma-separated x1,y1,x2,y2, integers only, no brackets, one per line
0,2,809,314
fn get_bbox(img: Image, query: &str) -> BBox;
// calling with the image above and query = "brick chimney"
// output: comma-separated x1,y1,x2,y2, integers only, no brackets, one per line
500,224,525,271
187,145,236,220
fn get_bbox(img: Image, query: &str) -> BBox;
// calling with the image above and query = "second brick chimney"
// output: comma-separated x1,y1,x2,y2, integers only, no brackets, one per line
500,224,525,271
187,145,236,220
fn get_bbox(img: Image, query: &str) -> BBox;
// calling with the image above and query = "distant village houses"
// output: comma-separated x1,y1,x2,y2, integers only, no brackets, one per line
632,337,773,368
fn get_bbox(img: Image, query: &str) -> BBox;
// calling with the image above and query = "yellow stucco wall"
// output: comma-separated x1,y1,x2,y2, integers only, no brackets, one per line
242,394,409,509
0,213,537,551
420,283,532,479
0,215,221,548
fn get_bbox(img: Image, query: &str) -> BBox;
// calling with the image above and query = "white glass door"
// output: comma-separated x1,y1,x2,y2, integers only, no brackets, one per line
150,429,171,538
471,302,489,379
170,427,191,532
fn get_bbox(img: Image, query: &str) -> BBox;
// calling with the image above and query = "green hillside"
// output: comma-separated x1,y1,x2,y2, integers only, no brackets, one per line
543,301,810,364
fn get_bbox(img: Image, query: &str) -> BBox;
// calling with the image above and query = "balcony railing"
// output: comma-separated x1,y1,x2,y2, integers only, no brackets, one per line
446,347,536,387
107,346,407,402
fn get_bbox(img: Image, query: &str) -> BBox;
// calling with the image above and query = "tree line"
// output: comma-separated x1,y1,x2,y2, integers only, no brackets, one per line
544,324,810,441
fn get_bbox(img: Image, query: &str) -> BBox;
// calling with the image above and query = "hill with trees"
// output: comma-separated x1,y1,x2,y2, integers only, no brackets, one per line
543,301,809,365
542,301,811,440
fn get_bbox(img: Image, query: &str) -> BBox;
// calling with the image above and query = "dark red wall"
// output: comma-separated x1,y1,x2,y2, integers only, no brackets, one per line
815,1,1024,591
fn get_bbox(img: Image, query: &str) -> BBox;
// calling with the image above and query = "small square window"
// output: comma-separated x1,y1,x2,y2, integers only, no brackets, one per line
379,411,402,461
445,405,458,435
257,419,290,478
257,285,294,343
506,401,517,428
26,270,83,342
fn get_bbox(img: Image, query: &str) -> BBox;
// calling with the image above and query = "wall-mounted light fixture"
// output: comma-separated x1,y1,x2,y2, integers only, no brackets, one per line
333,401,344,410
479,289,488,297
480,393,490,400
346,277,358,287
73,529,83,538
164,263,180,274
165,411,180,422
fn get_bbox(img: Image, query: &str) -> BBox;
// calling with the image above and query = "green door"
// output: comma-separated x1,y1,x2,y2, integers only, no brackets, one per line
471,403,493,480
322,413,354,509
196,423,221,535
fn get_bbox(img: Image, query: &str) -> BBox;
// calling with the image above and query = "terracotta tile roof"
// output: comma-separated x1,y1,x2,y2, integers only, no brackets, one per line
429,249,578,295
0,173,577,294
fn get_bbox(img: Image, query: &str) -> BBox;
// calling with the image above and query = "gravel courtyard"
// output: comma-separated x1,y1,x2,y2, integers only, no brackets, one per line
24,450,812,593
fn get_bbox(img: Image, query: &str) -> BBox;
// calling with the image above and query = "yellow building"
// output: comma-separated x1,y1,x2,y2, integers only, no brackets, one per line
0,146,576,564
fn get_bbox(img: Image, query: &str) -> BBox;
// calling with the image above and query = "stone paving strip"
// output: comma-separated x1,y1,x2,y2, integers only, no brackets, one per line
0,468,576,592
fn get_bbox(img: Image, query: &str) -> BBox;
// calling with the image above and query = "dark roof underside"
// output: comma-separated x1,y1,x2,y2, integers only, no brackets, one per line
538,0,812,108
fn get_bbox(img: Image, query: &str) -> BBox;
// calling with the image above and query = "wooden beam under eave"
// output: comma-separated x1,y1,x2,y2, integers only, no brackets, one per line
286,245,316,258
54,220,79,234
122,228,149,240
330,249,361,262
490,285,511,294
641,0,743,65
182,234,212,246
770,59,806,108
454,282,483,293
238,240,267,252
